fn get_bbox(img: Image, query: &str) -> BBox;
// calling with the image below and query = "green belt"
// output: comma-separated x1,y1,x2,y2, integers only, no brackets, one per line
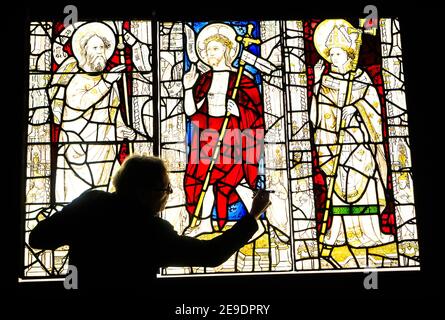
332,205,379,215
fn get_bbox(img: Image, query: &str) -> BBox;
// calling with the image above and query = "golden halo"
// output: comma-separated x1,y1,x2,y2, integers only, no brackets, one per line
72,22,116,64
196,23,239,67
314,19,356,63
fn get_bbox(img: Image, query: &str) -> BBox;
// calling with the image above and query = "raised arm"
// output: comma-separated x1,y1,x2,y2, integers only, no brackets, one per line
183,64,205,116
156,214,258,267
156,190,271,267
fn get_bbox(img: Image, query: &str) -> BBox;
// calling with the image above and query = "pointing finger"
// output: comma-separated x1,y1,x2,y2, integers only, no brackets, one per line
189,63,195,73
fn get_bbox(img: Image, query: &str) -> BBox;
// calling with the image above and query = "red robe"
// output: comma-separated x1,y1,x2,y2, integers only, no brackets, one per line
184,70,264,230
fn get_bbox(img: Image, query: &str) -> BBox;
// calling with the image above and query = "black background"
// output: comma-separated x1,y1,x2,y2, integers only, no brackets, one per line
4,0,438,315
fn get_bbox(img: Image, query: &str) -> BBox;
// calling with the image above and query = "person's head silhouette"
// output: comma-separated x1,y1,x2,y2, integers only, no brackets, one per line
113,155,172,214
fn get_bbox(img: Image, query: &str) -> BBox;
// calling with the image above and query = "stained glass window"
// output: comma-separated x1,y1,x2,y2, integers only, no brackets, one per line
24,20,154,278
21,18,419,281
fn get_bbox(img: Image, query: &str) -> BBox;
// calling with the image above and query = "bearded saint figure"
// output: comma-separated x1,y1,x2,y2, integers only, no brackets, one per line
49,22,136,203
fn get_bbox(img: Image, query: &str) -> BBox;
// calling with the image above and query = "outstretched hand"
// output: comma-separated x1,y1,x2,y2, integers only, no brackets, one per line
183,64,199,90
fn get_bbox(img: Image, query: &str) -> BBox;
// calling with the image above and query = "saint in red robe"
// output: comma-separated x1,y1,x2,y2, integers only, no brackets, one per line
184,70,264,230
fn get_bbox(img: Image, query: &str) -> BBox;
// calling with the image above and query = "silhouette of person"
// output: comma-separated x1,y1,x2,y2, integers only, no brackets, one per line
29,155,271,289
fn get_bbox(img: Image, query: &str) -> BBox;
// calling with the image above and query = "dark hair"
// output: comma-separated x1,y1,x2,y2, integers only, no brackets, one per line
112,155,167,196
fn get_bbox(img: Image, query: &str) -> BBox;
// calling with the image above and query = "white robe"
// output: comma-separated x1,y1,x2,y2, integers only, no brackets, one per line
311,68,394,247
53,70,124,203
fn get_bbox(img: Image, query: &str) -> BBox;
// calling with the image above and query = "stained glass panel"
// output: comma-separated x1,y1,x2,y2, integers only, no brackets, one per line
23,20,154,278
21,17,419,281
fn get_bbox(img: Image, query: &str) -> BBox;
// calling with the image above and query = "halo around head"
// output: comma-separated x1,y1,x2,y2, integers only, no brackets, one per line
314,19,356,63
196,23,239,67
72,22,116,62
